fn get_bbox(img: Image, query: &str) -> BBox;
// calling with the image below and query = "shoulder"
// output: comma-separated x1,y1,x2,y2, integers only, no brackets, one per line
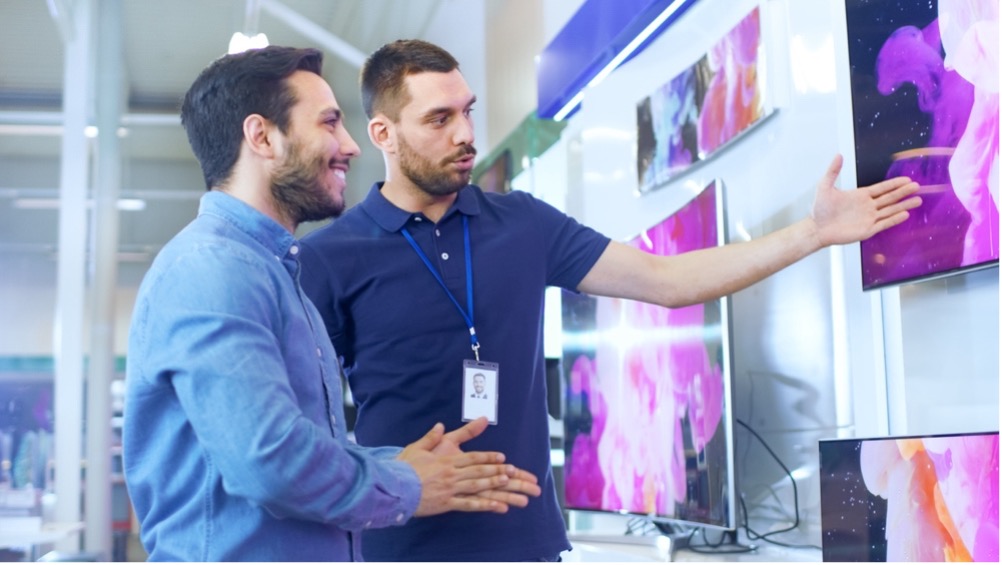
472,188,573,230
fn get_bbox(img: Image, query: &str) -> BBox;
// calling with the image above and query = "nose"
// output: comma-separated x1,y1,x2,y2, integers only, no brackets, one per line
337,127,362,159
452,113,474,146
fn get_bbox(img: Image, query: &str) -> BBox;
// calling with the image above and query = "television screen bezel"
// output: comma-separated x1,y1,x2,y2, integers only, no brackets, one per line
560,179,737,531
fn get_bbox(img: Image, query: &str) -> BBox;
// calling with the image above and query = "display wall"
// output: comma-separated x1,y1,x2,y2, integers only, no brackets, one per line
518,0,999,541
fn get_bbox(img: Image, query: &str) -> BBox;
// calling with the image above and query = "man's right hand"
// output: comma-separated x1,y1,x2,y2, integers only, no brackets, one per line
397,419,541,517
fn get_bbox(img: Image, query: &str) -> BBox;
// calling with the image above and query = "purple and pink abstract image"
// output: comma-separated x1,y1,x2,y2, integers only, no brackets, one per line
636,6,769,194
820,432,999,562
846,0,999,289
561,181,733,528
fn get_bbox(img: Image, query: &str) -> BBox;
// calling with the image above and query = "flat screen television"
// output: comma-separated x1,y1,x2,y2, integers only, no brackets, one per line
819,431,999,562
635,6,772,195
561,179,736,530
844,0,999,290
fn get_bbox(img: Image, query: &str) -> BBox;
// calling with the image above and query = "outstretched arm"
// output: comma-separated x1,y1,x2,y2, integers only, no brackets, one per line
577,154,921,308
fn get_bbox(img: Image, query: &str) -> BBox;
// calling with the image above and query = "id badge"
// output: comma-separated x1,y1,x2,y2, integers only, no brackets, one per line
462,359,499,425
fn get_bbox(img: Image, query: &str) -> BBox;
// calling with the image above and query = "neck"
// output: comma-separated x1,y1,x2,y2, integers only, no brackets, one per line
380,178,458,224
218,168,297,234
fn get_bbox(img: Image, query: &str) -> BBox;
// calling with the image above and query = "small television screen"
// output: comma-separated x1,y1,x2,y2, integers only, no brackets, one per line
561,179,736,529
844,0,999,290
819,431,999,562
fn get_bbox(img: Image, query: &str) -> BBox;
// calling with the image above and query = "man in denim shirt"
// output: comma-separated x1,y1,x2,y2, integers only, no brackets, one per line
123,46,540,561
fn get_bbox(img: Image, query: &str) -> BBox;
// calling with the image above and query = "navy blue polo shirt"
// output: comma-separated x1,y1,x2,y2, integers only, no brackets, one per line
299,183,610,562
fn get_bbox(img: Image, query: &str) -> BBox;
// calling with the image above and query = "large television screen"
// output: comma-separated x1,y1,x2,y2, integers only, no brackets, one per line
819,431,999,562
561,180,736,529
844,0,999,290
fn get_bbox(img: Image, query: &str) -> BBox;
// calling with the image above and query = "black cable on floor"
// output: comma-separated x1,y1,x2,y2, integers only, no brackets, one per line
736,418,822,551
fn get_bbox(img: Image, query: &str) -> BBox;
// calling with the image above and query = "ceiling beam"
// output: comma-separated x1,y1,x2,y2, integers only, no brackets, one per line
259,0,366,68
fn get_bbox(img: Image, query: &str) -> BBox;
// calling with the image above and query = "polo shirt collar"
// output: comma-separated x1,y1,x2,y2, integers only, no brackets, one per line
359,182,481,233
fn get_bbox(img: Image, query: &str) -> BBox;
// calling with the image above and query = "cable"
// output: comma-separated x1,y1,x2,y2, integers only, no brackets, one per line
736,418,822,551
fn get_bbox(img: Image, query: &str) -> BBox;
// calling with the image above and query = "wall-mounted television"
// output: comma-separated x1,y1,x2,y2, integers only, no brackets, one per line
819,431,999,562
844,0,999,290
636,6,773,194
561,179,736,530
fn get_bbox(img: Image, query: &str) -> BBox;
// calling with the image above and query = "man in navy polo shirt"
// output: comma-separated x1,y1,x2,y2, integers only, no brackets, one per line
299,40,920,561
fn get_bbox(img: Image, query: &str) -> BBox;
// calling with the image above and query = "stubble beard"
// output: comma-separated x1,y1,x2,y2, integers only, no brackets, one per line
398,134,476,197
270,140,346,225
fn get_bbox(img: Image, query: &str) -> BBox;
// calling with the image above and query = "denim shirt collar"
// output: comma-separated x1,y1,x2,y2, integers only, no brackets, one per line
359,182,481,232
199,190,298,258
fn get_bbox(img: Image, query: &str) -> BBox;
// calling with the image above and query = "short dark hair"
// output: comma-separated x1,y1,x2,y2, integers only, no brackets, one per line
180,46,324,190
360,39,459,121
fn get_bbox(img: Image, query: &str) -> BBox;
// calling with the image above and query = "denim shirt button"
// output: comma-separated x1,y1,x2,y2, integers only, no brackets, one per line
316,347,322,357
365,520,372,528
289,245,299,255
395,513,404,523
330,414,337,427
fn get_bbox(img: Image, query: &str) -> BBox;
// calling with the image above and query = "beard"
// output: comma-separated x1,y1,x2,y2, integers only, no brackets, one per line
398,133,476,197
270,140,346,225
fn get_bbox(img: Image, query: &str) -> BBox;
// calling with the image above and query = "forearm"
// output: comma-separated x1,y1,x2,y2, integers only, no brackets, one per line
657,217,824,306
578,218,824,308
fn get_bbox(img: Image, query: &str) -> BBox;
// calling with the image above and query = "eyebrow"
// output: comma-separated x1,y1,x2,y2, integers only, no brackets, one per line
320,108,342,122
421,95,477,119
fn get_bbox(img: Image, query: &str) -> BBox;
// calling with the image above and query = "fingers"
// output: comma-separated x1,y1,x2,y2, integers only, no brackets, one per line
409,422,445,451
444,481,542,514
451,462,517,484
873,182,921,210
496,477,542,498
441,417,489,447
507,466,539,485
470,489,532,509
820,153,844,188
446,494,510,514
867,175,917,198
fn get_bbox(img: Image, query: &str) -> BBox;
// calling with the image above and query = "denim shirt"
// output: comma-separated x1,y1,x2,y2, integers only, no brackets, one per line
123,191,420,561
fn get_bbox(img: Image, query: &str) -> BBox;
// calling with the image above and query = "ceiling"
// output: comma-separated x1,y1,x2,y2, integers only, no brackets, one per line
0,0,487,265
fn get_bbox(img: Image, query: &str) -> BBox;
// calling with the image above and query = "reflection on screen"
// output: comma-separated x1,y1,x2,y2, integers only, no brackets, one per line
561,181,735,529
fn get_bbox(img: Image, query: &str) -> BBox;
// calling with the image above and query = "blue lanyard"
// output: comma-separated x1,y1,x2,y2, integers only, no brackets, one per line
400,215,480,360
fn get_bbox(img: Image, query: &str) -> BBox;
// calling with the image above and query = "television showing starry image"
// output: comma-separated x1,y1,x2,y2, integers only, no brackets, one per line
819,432,999,562
844,0,999,289
561,179,736,530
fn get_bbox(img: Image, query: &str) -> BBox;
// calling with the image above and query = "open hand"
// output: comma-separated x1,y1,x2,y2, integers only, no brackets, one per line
810,154,922,246
398,419,541,517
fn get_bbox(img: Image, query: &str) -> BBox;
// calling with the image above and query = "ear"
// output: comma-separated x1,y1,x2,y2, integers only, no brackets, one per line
243,114,279,159
367,114,395,154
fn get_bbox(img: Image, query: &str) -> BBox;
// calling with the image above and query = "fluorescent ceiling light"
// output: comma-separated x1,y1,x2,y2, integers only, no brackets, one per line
545,0,694,122
12,198,146,211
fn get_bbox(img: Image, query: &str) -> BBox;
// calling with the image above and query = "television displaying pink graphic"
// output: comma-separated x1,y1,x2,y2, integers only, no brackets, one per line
637,6,771,194
820,431,999,562
845,0,999,289
561,180,736,529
